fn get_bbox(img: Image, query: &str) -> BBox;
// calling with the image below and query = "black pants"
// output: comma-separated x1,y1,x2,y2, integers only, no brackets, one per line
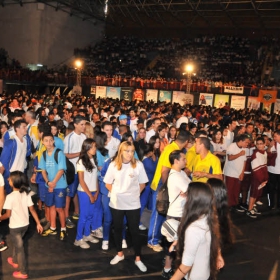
267,172,280,208
110,207,141,256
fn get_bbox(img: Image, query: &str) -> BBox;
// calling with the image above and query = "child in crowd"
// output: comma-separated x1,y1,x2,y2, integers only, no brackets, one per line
39,133,67,240
247,137,268,218
0,171,42,279
74,138,100,249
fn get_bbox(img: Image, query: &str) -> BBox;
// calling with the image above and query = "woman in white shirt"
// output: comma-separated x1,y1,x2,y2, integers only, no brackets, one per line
104,141,149,272
171,182,221,280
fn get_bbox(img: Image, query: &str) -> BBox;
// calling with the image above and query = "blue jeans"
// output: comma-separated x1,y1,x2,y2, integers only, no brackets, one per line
10,226,28,275
101,194,126,241
76,191,99,241
147,188,166,245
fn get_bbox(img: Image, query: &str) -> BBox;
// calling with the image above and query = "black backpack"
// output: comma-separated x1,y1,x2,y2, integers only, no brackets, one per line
156,173,180,215
43,148,75,185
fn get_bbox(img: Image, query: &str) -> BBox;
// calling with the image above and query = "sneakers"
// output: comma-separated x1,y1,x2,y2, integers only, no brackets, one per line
12,271,28,279
42,228,57,237
147,243,163,252
66,217,75,229
60,230,67,241
83,235,99,243
7,257,19,268
235,205,245,213
91,227,103,238
253,207,261,215
122,239,127,249
110,254,125,265
74,239,90,249
43,221,50,231
102,240,109,250
246,209,257,218
135,260,147,272
256,201,263,205
0,240,8,252
72,213,79,220
139,224,147,230
161,268,174,279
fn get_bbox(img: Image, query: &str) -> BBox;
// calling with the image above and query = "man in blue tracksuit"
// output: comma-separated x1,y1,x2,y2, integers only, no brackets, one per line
0,119,32,194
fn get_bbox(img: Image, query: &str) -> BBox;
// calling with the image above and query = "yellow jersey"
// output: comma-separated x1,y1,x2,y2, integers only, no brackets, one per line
151,141,180,191
189,151,222,183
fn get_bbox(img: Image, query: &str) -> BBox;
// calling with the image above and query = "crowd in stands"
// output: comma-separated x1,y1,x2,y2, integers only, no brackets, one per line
1,36,280,90
0,89,279,279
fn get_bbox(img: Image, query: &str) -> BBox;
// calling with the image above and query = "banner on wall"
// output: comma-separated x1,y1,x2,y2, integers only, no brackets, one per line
230,95,246,110
96,86,106,98
133,89,144,101
90,86,96,95
263,103,272,113
214,94,229,108
247,97,260,110
199,93,213,106
120,87,133,101
146,89,158,102
274,99,280,114
159,90,172,103
224,86,244,94
258,89,277,104
173,91,193,106
73,85,82,95
106,87,121,99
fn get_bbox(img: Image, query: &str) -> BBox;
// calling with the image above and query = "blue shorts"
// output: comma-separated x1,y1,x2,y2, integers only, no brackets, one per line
45,187,66,208
38,183,46,202
66,174,79,197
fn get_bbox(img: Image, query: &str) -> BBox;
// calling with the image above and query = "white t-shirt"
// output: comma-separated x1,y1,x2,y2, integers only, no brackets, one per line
130,117,138,132
167,170,190,218
223,142,246,178
182,216,211,280
3,191,33,228
104,161,148,210
268,142,280,174
145,129,155,143
105,137,120,158
77,158,98,192
64,131,86,173
10,135,27,172
0,174,4,186
176,116,189,129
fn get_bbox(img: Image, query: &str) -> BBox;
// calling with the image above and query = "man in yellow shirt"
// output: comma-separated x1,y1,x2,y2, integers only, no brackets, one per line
147,130,191,252
189,137,223,182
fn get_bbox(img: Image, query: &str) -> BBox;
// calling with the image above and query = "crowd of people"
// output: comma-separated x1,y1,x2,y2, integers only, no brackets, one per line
0,89,279,279
1,36,280,90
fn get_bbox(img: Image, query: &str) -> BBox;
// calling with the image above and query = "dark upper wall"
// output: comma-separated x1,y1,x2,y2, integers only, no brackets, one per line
0,3,105,67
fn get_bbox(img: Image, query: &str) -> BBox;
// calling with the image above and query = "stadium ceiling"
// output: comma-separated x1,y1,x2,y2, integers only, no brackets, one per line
2,0,280,29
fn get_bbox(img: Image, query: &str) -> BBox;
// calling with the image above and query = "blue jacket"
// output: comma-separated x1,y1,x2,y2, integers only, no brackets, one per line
100,158,112,195
0,134,32,179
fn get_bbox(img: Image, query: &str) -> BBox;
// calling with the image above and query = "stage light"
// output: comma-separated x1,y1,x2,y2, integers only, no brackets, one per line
74,59,83,69
185,64,193,73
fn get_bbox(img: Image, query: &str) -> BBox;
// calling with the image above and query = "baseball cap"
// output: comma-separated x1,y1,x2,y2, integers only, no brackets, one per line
119,115,127,120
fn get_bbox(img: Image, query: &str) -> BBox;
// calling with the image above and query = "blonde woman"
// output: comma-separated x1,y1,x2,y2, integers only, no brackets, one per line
85,122,94,138
104,141,148,272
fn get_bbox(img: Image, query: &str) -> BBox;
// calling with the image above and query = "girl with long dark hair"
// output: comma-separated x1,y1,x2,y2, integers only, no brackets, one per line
74,139,100,249
171,182,221,280
207,178,234,249
149,135,161,158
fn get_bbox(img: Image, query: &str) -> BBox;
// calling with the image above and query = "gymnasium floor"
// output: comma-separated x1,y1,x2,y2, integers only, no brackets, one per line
0,201,279,280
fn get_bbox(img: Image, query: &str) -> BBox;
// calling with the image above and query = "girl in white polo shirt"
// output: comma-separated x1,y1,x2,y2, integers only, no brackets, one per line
104,141,148,272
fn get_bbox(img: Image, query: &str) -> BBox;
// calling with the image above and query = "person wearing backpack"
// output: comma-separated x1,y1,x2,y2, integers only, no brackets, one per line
39,133,68,241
